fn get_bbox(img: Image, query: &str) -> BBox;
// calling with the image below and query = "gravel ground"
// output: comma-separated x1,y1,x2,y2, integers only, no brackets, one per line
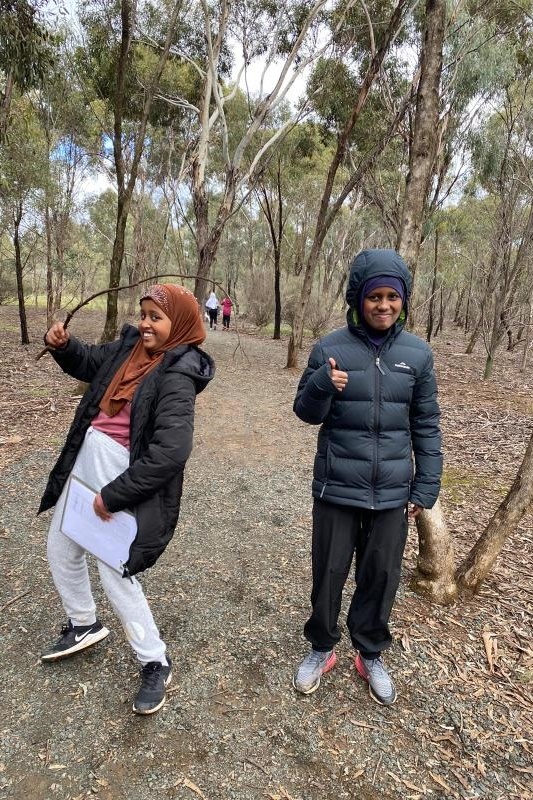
1,309,532,800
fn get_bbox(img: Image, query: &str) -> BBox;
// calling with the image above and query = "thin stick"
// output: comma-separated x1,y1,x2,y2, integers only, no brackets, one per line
36,273,242,360
372,752,383,785
0,589,31,612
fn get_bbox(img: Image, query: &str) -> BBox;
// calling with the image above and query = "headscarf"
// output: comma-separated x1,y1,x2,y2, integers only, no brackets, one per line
358,275,405,317
357,275,406,347
99,284,205,416
205,291,218,310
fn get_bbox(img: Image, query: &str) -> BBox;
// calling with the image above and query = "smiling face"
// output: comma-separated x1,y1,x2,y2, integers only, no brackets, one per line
139,299,172,353
362,286,403,331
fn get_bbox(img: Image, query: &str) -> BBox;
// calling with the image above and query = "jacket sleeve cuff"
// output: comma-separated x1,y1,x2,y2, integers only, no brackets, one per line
43,333,69,351
310,362,336,395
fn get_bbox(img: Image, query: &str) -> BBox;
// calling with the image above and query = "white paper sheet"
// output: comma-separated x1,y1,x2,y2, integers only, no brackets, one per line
60,475,137,573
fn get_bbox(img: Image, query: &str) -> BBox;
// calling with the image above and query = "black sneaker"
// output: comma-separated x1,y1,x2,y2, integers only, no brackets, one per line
41,619,110,662
132,656,172,715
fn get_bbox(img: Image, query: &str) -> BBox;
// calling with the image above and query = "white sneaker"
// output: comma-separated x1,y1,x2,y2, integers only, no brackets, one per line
293,648,337,694
355,653,397,705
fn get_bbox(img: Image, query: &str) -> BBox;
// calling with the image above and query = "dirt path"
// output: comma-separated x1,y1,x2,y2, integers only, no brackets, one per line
1,307,532,800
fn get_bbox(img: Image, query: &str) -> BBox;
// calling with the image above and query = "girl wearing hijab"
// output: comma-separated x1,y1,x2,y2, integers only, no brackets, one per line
205,290,219,330
39,284,214,715
292,250,442,707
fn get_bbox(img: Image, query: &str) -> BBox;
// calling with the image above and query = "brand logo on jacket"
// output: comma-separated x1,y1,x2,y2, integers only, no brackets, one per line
394,362,412,370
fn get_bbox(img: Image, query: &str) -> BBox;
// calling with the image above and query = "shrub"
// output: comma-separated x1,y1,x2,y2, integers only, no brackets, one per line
0,272,17,305
242,269,275,328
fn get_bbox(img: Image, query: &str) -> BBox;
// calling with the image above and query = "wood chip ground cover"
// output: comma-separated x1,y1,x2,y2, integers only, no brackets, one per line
0,306,531,800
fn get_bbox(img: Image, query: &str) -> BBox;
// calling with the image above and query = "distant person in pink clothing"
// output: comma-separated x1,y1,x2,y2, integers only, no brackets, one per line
221,296,233,330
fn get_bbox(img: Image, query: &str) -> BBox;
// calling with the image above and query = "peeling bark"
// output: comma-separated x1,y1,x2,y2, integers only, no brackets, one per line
411,500,457,604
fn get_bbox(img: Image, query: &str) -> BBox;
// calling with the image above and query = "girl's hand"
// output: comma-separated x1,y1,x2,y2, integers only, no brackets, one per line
93,493,112,521
328,358,348,391
45,322,70,349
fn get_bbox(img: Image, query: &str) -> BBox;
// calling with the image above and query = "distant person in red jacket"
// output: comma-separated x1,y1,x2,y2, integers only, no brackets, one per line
221,296,233,330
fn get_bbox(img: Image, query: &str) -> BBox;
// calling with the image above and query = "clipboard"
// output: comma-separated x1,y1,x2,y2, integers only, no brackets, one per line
60,475,137,574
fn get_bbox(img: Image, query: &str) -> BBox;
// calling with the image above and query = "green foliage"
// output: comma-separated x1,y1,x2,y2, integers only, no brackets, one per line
468,80,533,192
330,0,409,58
76,0,221,129
0,0,56,91
0,94,48,196
307,58,358,132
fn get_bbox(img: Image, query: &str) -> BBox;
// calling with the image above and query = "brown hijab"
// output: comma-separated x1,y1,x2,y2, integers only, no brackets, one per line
99,284,205,417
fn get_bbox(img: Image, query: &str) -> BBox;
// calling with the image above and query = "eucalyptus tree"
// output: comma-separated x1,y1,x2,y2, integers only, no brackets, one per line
396,0,445,284
0,0,55,142
0,94,48,343
253,121,326,339
155,0,368,304
465,79,533,379
401,4,533,602
362,0,533,314
285,0,416,368
76,0,186,341
32,45,100,324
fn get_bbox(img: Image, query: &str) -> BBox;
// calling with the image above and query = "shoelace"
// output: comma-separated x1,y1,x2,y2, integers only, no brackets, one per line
140,662,163,689
304,650,327,672
364,657,384,674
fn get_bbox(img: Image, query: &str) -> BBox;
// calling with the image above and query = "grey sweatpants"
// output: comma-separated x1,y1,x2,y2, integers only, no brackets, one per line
47,426,167,666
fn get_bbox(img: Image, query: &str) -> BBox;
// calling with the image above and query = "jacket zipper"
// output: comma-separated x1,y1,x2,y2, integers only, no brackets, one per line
320,442,332,498
371,354,384,508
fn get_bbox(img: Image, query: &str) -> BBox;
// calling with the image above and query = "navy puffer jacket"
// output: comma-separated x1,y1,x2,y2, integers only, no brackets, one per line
39,325,214,575
294,249,442,510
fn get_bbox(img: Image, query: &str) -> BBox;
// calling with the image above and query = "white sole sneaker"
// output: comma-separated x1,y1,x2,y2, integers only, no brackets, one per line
41,625,110,661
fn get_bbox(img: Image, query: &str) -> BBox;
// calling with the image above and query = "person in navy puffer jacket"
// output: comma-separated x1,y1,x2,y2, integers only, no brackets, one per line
292,249,442,706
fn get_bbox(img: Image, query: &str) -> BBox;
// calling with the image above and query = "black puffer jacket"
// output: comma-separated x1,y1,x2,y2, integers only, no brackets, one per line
39,325,214,575
294,249,442,511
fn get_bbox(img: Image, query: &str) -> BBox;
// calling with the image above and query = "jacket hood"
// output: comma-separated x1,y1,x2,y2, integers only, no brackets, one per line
346,249,412,310
163,343,215,394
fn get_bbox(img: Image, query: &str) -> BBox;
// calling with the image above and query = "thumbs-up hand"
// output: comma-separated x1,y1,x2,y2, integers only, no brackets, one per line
328,357,348,391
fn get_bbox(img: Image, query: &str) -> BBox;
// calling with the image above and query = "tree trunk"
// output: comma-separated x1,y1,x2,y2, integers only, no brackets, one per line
396,0,446,288
287,237,323,368
520,302,532,372
456,431,533,596
13,202,29,345
45,202,54,327
0,68,14,143
102,199,129,342
193,201,232,305
273,245,282,340
53,267,63,314
465,311,482,353
411,500,457,604
464,263,474,332
453,285,465,327
102,0,183,341
192,174,211,303
287,5,411,368
395,0,451,602
435,285,446,335
426,229,439,342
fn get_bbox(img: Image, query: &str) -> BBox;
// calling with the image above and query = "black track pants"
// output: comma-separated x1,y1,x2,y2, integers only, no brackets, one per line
303,499,408,657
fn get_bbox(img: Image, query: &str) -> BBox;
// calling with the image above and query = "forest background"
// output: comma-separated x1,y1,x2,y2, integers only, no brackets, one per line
1,0,533,711
1,1,533,797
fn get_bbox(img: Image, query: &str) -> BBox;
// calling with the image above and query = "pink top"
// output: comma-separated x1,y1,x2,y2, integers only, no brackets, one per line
91,403,131,450
221,297,233,315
